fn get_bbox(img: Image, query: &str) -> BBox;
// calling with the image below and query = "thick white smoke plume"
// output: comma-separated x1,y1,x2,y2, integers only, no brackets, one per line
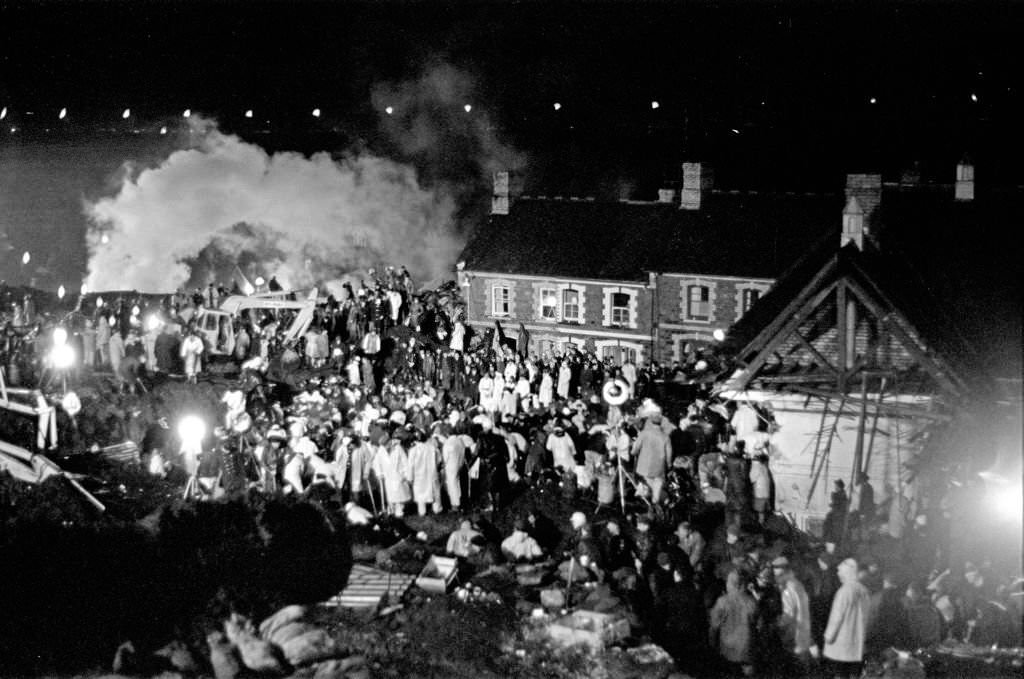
85,118,459,293
85,63,523,294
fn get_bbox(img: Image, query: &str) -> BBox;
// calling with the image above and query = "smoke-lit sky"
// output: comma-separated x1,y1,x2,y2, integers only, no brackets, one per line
0,0,1021,365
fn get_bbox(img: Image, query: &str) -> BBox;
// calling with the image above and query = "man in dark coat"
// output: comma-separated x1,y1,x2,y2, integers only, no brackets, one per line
473,423,509,511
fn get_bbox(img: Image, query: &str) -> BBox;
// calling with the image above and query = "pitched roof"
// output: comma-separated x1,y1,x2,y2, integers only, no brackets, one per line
459,192,842,281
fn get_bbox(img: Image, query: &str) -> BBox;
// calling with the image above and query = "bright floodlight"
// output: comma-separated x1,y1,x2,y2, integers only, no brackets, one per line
989,482,1023,522
970,93,978,103
713,328,726,342
108,316,117,327
178,415,206,447
57,285,66,299
0,107,6,120
553,102,562,111
254,276,265,286
651,101,660,109
312,108,321,118
183,108,192,118
59,108,67,120
122,108,131,119
243,282,255,296
694,360,708,372
52,327,68,346
80,283,88,296
96,296,104,308
50,343,75,370
131,305,140,316
22,251,30,265
463,104,472,113
869,97,877,105
244,109,254,118
146,314,162,332
160,126,168,135
101,233,110,244
385,106,394,115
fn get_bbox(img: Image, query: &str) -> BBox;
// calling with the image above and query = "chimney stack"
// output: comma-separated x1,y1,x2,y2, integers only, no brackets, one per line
844,173,882,239
955,157,974,201
680,162,713,210
491,171,523,215
657,188,678,204
842,197,865,249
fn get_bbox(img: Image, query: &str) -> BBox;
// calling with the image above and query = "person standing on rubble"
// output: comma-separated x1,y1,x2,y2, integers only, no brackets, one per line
180,325,204,384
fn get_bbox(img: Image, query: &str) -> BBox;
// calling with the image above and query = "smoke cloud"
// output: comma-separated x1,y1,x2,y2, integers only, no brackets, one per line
85,63,523,294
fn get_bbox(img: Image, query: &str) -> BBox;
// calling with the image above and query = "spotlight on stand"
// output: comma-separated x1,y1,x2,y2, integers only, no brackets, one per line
178,415,206,449
51,344,75,370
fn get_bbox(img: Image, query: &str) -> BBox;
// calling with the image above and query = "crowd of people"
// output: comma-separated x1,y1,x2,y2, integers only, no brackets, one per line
1,271,1021,678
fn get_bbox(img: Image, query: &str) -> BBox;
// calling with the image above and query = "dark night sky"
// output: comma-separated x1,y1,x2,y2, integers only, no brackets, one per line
0,0,1021,370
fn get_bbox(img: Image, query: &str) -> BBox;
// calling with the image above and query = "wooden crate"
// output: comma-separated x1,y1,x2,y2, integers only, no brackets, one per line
547,609,629,652
415,556,458,594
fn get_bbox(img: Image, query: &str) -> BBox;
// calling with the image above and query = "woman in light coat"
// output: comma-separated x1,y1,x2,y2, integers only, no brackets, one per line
407,434,442,515
538,369,554,407
372,439,411,517
180,330,204,384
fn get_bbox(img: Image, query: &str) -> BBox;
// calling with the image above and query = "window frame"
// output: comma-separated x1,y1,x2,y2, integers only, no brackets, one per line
491,284,511,317
562,288,581,322
687,284,711,321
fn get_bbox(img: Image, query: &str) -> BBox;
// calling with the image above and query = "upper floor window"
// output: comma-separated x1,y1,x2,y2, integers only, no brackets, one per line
610,292,631,325
687,285,710,321
492,285,510,316
740,288,761,314
539,287,557,320
562,289,581,322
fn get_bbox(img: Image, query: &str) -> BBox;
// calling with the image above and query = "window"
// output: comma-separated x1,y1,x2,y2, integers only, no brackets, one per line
741,288,761,314
539,287,557,320
492,285,510,316
687,285,710,321
610,292,630,325
601,345,637,365
562,289,581,322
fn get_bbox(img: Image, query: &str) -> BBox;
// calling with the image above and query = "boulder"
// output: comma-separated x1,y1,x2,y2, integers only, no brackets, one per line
260,604,309,640
279,628,344,667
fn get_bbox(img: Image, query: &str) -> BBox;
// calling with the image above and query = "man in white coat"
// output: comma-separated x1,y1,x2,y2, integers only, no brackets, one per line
824,557,871,679
407,431,442,516
478,368,498,414
372,438,411,517
180,329,204,384
439,427,466,511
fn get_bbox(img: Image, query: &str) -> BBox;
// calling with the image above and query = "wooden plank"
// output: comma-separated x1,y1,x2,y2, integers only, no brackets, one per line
787,385,950,422
806,395,846,507
792,331,841,377
808,396,831,478
734,281,839,392
861,377,886,478
738,256,840,363
837,280,847,389
843,277,962,397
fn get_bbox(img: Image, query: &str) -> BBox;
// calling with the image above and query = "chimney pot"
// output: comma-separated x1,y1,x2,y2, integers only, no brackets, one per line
657,188,678,204
842,196,865,250
955,158,975,201
844,173,882,240
491,171,524,215
680,162,713,210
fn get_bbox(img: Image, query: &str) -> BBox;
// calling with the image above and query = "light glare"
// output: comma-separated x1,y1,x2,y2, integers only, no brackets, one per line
122,108,131,119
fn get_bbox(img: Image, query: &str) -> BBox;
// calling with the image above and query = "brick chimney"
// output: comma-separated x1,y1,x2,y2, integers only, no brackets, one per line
842,196,865,249
844,173,882,237
680,162,713,210
955,157,974,202
491,171,524,215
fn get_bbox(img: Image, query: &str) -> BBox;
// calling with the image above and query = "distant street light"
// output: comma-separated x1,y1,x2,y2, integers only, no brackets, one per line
122,108,131,119
57,285,66,300
183,109,192,118
651,101,660,109
553,102,562,111
160,126,168,135
463,104,473,113
0,107,6,120
312,108,321,117
245,109,254,118
385,106,394,115
101,233,110,244
22,251,30,265
59,108,67,120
